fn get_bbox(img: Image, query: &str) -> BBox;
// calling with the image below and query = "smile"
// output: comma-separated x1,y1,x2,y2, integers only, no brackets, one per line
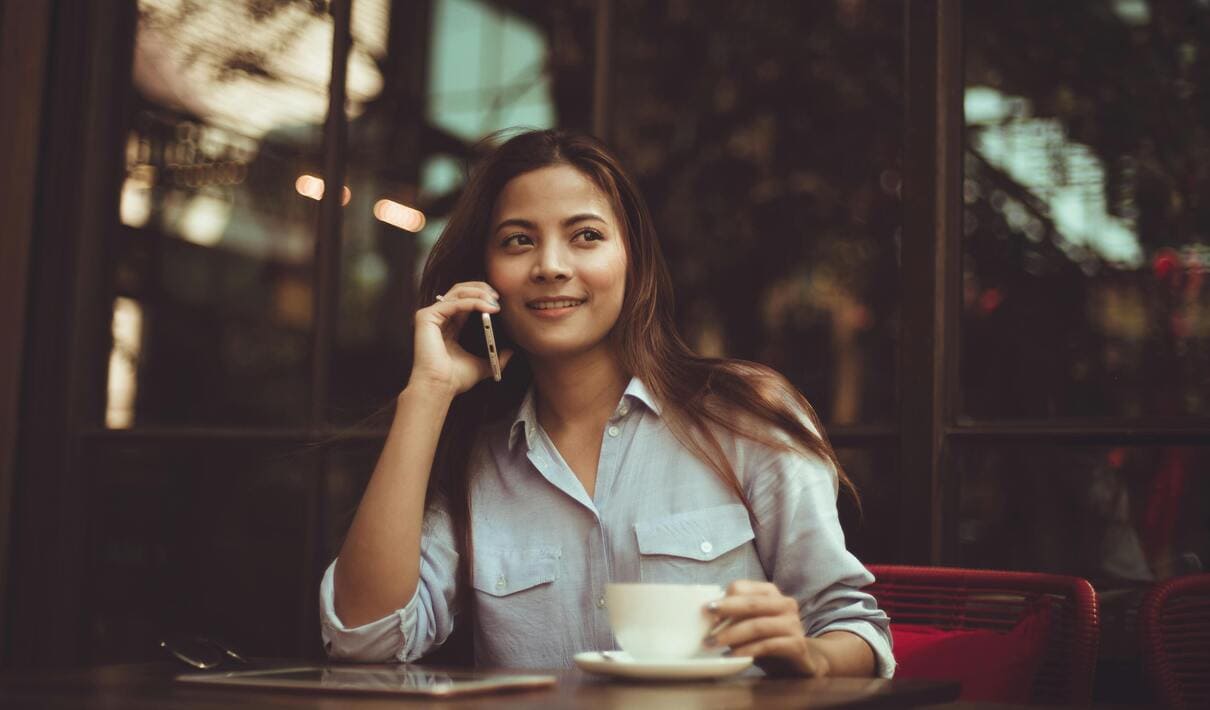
527,299,586,310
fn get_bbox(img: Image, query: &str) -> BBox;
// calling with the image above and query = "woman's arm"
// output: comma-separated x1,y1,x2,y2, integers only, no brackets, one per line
333,281,506,628
705,581,876,677
333,383,454,627
710,441,894,678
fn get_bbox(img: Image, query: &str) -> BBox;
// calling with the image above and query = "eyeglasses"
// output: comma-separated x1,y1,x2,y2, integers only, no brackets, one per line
160,636,251,670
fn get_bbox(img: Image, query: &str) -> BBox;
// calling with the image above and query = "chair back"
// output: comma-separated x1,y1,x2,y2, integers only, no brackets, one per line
1140,573,1210,709
867,564,1099,705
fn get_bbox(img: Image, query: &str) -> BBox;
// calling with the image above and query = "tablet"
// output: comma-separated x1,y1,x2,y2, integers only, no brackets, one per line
178,665,558,697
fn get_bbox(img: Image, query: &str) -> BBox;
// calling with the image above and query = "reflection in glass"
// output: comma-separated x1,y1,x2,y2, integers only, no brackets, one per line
329,0,596,422
106,297,145,429
962,1,1210,420
955,444,1208,585
107,0,341,426
611,0,903,426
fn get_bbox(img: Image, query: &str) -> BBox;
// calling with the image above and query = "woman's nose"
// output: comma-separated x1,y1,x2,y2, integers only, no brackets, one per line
531,244,572,282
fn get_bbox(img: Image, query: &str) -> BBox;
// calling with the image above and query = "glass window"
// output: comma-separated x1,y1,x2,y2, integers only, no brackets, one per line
962,0,1210,421
108,0,337,427
329,0,597,422
836,447,898,563
86,440,316,662
610,0,904,426
953,444,1209,585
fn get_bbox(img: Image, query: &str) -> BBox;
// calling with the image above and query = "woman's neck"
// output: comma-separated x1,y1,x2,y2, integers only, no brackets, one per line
530,348,630,436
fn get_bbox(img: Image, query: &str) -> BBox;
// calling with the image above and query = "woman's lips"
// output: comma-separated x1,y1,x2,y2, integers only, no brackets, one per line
525,299,585,319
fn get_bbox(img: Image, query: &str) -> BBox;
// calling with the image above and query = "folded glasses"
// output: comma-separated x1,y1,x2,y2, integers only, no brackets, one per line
160,636,251,670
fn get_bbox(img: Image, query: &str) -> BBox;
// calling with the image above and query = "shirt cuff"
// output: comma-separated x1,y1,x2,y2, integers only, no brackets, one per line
319,559,421,662
811,619,897,679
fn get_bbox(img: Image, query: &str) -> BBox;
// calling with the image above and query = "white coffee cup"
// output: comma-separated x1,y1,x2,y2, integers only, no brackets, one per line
605,583,724,661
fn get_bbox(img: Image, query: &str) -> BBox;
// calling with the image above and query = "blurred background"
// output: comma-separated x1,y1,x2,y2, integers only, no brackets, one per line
0,0,1206,702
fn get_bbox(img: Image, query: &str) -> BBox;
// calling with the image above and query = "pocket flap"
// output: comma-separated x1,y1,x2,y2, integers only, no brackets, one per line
634,503,754,561
472,546,561,597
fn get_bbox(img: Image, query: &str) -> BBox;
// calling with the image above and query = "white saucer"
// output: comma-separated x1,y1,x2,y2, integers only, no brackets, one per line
573,651,754,680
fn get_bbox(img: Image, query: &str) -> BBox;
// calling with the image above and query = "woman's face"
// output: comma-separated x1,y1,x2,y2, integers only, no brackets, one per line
485,164,628,361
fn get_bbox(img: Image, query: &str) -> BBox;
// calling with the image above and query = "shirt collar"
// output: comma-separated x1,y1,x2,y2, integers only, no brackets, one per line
507,375,662,452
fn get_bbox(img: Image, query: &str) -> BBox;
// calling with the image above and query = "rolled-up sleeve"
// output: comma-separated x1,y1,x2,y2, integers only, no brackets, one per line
747,447,896,678
319,506,460,662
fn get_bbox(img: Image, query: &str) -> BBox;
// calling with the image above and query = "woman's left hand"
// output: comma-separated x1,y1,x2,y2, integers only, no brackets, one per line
705,580,830,677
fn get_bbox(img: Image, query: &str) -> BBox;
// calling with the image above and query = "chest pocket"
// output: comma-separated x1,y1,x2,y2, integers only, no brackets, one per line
472,546,561,597
633,504,758,585
470,546,564,657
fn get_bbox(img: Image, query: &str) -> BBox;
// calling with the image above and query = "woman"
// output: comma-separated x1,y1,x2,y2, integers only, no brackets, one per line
320,129,894,678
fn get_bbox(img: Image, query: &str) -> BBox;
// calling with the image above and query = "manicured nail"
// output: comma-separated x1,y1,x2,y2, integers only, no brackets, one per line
704,635,717,647
489,299,500,307
706,601,720,611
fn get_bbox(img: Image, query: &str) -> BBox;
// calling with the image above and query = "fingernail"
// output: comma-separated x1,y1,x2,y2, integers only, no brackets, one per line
703,636,717,647
706,601,719,611
489,299,500,307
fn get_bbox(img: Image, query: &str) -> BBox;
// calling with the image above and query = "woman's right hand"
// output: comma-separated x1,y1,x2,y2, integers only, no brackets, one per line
407,281,514,397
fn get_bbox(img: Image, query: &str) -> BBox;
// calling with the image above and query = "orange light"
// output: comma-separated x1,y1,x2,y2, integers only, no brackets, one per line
295,174,324,200
295,174,351,205
373,199,426,232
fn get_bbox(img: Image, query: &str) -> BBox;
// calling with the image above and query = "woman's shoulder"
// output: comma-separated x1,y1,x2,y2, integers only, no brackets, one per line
697,360,823,441
693,360,835,483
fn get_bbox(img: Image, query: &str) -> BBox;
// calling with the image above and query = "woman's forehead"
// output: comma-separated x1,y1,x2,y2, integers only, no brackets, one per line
492,165,616,225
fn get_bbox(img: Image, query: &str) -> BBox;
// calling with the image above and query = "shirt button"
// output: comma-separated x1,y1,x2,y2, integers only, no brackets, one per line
496,575,506,590
700,541,713,554
597,596,607,609
608,425,620,437
618,402,630,416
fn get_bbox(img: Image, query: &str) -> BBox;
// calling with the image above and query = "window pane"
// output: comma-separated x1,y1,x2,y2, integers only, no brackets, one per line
962,1,1210,420
610,0,904,426
87,440,317,663
836,446,898,564
953,444,1209,583
324,442,379,565
107,0,335,427
328,0,597,422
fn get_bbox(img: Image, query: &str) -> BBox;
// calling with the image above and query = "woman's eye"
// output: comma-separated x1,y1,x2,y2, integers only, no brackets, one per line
502,233,533,247
573,229,603,243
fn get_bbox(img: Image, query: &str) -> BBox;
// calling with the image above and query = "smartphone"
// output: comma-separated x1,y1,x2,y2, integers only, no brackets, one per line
481,312,502,382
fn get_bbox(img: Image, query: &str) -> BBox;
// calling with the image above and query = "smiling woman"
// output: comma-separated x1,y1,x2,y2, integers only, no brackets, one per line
486,165,628,361
322,129,890,679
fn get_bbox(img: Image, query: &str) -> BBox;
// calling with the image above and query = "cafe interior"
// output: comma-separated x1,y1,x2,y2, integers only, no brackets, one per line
1,0,1208,707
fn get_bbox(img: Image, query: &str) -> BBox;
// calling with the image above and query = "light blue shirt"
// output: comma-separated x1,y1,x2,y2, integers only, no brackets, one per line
320,377,895,676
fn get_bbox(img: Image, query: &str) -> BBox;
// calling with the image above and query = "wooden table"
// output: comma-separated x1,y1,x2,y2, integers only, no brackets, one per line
0,662,960,708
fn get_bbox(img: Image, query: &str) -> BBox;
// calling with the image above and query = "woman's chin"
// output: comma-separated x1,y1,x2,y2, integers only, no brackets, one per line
516,334,610,363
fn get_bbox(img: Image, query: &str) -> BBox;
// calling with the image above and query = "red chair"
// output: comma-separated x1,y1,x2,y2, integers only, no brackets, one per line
1140,573,1210,709
867,564,1100,705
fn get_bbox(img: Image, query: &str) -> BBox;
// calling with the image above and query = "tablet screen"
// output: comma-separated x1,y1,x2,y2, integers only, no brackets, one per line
179,666,558,697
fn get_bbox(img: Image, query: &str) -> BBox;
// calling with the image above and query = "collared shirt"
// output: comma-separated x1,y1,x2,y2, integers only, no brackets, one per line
320,377,895,677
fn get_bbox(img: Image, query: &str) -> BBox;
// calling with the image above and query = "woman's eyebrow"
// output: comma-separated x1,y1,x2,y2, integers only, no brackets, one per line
494,213,607,233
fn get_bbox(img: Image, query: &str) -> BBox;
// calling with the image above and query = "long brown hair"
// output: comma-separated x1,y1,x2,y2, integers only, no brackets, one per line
417,128,856,628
